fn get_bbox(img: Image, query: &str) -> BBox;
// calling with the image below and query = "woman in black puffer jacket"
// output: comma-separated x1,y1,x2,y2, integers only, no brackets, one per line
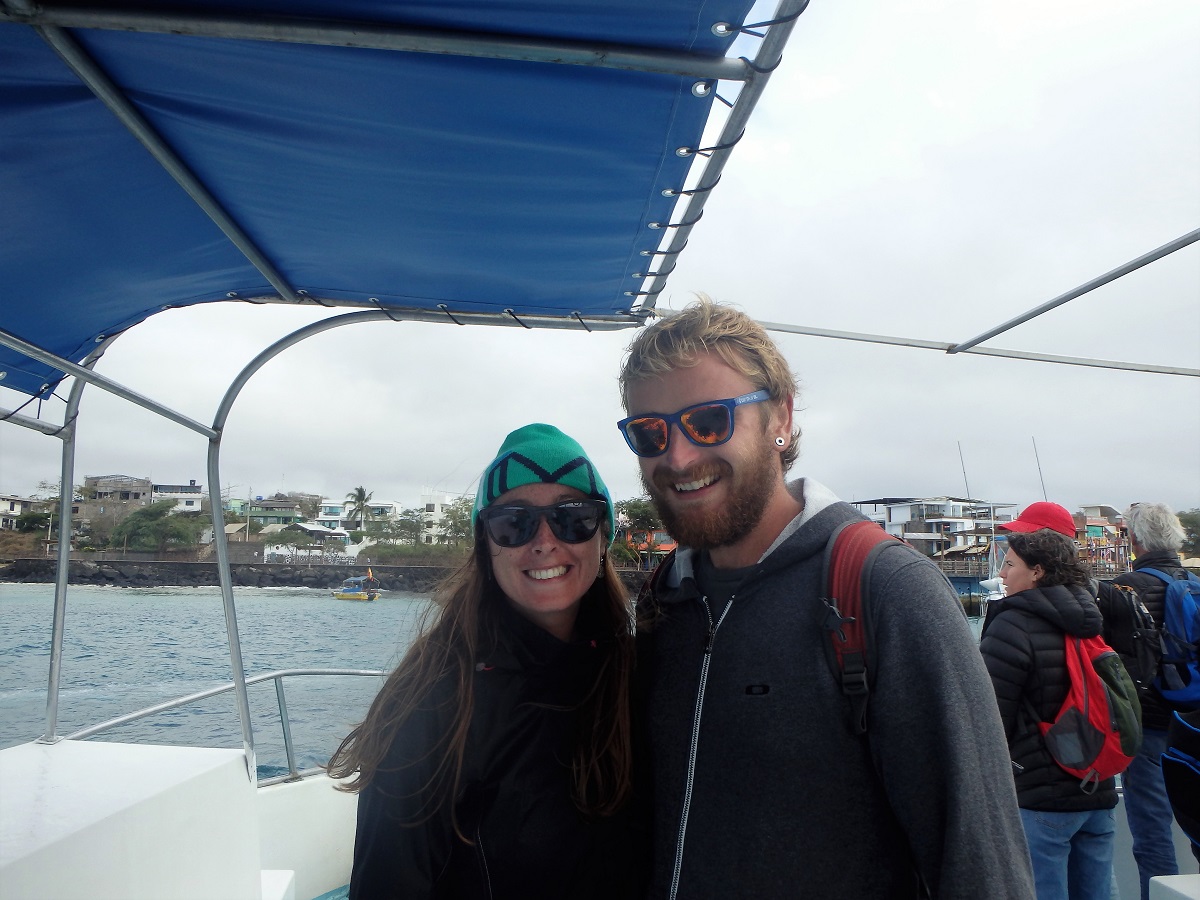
980,528,1117,900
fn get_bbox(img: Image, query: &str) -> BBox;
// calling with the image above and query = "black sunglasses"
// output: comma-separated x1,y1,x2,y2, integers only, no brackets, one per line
479,499,607,548
616,390,770,458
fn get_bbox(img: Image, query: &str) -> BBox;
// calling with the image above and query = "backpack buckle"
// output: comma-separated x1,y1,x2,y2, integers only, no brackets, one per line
841,652,869,697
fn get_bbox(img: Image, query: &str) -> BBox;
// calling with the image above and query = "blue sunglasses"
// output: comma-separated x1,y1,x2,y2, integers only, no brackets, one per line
617,390,771,458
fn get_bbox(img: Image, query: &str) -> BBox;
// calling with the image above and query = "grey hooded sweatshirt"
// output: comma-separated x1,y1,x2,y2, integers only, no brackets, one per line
637,479,1034,899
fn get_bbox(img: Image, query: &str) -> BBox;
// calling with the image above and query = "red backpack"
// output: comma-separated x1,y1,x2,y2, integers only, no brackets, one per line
1027,633,1143,793
818,521,1145,793
819,520,904,735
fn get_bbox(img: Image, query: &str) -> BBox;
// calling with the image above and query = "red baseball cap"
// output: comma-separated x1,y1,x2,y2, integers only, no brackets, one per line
997,501,1076,537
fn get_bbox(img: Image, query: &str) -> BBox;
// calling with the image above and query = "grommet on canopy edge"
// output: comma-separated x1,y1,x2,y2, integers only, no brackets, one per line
661,176,722,198
371,298,402,323
504,309,532,329
437,303,465,326
294,289,331,308
691,81,713,98
639,242,688,257
633,266,676,279
649,212,704,230
711,22,734,37
570,312,592,333
224,289,270,306
624,287,665,298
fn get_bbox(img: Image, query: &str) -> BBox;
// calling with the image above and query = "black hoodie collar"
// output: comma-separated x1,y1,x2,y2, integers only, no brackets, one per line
992,582,1102,638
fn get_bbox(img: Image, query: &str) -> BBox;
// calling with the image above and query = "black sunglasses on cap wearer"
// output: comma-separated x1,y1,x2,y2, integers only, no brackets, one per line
616,390,770,458
479,499,607,548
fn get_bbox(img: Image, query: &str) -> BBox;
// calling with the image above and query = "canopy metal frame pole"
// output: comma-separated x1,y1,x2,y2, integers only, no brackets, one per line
204,441,256,779
40,380,81,743
0,409,65,435
637,0,810,312
197,307,631,780
949,228,1200,354
22,22,302,305
0,309,636,427
1,4,752,81
756,320,1200,378
37,339,114,743
0,327,218,438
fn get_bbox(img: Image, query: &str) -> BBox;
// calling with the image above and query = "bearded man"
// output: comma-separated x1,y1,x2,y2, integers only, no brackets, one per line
617,298,1034,900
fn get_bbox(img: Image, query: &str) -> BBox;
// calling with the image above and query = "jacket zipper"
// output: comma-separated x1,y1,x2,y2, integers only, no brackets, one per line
475,825,494,900
668,594,733,900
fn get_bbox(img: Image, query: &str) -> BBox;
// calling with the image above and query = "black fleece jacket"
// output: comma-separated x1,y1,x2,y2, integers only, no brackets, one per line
979,582,1119,811
349,601,644,900
1114,549,1192,731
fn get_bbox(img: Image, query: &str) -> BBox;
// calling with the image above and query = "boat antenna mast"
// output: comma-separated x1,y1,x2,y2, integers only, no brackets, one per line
957,441,971,499
1031,437,1048,501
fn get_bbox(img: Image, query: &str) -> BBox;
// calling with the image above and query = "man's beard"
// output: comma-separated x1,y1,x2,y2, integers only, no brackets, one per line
643,440,780,551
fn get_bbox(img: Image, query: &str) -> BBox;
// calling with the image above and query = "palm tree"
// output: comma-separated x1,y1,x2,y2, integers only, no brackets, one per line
345,486,374,531
295,493,323,520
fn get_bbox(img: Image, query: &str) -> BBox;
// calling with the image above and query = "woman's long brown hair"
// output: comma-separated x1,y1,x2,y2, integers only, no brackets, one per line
326,528,635,837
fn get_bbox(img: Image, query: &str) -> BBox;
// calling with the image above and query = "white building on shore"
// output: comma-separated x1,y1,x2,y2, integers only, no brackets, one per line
851,497,1018,557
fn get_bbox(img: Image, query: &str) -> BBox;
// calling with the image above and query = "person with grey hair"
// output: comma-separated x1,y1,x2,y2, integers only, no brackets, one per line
1112,503,1199,899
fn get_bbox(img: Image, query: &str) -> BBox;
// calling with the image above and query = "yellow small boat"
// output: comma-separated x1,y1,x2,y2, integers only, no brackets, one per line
332,573,379,602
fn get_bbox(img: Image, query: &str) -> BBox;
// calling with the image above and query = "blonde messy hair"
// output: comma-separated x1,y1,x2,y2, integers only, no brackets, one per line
619,296,801,471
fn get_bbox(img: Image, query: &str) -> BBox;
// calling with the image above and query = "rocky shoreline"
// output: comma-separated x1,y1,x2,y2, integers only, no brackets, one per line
0,557,651,597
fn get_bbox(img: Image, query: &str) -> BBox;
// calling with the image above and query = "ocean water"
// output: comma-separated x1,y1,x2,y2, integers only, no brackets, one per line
0,583,430,778
1,582,989,779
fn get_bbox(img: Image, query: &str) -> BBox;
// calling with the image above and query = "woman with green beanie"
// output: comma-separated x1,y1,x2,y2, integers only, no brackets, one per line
329,424,643,898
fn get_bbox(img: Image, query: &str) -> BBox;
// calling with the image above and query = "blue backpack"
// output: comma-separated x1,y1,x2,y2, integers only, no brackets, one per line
1142,568,1200,709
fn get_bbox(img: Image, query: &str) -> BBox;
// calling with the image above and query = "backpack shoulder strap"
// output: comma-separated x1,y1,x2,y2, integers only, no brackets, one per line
635,548,676,613
1139,567,1178,587
821,520,904,735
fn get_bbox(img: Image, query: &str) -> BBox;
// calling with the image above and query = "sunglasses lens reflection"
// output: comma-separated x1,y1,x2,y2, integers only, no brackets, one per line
484,502,602,547
486,510,535,547
623,405,732,456
550,505,601,542
625,418,669,456
680,404,732,444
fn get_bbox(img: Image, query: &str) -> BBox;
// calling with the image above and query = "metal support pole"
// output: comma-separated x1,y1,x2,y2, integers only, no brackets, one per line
2,5,751,81
639,0,810,309
37,347,104,743
39,417,77,743
949,228,1200,353
28,22,301,304
206,433,257,782
756,319,1200,377
274,676,299,780
0,328,218,438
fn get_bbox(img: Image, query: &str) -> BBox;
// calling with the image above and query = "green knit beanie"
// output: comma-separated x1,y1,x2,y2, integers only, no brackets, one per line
473,423,614,543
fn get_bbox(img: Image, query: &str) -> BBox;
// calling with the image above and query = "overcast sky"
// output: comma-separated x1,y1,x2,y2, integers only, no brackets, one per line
3,0,1198,520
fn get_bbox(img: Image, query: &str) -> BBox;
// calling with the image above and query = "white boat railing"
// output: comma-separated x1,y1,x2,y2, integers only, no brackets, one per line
62,667,387,787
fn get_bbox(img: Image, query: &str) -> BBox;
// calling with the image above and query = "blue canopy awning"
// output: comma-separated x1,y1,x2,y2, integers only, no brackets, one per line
0,0,802,398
